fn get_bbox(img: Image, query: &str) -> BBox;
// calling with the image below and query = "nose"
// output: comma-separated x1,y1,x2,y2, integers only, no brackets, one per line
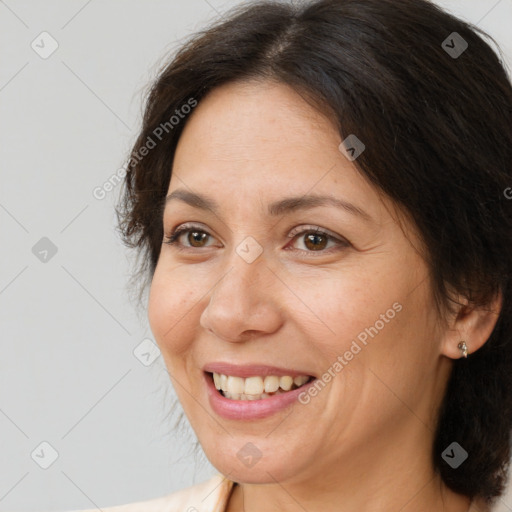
199,254,283,343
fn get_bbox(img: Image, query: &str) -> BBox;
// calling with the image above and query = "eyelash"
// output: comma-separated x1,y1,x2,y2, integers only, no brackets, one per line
162,223,350,256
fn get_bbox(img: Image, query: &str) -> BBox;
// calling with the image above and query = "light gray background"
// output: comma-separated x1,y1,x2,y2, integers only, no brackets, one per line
1,1,511,511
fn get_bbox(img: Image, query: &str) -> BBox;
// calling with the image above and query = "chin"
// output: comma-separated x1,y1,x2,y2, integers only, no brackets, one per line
203,441,300,484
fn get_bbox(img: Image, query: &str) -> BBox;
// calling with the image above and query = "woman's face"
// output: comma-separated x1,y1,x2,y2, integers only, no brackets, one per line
148,80,452,486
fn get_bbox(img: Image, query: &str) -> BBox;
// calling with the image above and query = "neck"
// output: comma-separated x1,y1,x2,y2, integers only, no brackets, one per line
227,474,471,512
225,423,472,512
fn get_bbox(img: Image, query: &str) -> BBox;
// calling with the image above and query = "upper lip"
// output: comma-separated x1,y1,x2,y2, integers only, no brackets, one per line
203,362,315,379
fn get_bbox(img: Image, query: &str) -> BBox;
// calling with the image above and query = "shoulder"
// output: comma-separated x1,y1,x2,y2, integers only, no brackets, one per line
66,473,235,512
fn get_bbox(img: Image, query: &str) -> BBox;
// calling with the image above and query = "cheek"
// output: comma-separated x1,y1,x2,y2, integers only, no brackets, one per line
147,266,202,356
291,266,421,395
290,272,388,348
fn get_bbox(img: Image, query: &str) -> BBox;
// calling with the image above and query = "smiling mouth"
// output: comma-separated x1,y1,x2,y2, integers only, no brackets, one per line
206,371,314,400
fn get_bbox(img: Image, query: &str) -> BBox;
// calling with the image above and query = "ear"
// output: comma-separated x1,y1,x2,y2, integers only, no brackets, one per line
441,290,503,360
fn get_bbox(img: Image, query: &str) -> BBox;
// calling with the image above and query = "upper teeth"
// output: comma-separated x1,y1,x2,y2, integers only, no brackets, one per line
212,372,310,395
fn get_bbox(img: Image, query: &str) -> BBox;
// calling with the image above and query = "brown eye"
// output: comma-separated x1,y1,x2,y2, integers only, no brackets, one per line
303,232,328,251
187,230,209,247
163,224,349,256
163,225,216,249
287,225,349,254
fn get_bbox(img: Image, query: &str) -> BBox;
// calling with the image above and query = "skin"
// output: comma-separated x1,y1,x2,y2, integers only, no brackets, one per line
147,79,501,512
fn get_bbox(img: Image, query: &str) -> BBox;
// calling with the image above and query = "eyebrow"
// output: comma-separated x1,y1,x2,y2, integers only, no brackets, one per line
164,189,373,222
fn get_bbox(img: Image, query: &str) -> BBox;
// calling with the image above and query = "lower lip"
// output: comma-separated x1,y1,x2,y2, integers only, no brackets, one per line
204,372,318,420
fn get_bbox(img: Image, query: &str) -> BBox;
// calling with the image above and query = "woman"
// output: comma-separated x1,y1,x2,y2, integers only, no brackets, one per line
73,0,512,510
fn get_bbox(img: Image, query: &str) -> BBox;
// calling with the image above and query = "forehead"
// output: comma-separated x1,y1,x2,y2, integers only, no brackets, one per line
167,80,409,239
172,82,374,195
174,80,338,164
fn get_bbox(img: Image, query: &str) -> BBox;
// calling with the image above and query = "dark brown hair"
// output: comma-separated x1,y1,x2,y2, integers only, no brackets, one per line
116,0,512,503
